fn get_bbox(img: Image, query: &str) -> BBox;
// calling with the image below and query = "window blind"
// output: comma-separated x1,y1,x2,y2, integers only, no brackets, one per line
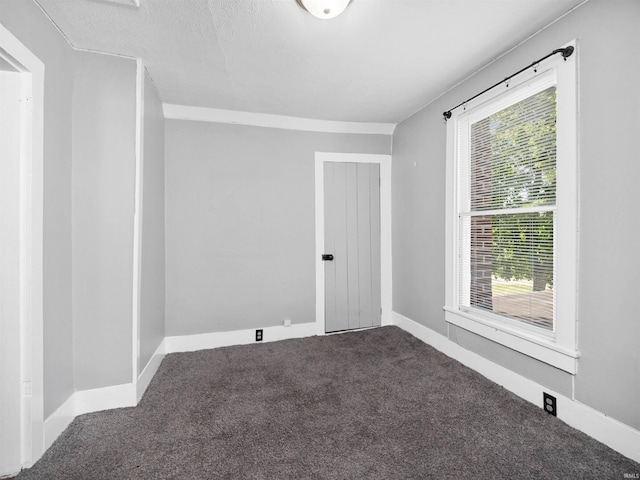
459,85,557,331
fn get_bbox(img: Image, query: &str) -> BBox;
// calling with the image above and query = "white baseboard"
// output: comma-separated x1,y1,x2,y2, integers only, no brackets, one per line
43,382,135,451
43,394,75,451
45,341,168,449
44,383,136,451
164,322,318,354
74,383,136,416
391,311,640,464
136,340,166,402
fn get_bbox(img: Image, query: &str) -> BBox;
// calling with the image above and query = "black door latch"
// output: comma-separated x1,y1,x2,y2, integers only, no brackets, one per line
322,254,334,261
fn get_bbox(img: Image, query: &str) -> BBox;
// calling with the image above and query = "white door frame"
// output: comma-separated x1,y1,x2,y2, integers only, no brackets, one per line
314,152,392,335
0,24,45,470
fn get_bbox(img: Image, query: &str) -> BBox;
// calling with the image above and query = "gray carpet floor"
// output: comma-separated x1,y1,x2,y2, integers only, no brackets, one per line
17,326,639,479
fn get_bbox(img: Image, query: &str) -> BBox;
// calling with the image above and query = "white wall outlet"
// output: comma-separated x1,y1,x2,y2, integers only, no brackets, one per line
283,318,291,327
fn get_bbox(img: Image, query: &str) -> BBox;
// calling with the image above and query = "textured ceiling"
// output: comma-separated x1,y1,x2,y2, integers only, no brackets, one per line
35,0,586,123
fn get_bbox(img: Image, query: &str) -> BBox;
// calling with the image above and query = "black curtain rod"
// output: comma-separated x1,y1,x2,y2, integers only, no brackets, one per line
443,45,574,120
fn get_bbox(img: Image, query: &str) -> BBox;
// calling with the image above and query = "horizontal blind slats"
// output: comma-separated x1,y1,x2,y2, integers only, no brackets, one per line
459,84,557,332
469,86,557,212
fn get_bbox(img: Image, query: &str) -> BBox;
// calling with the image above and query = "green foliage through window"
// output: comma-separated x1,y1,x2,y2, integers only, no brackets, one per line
471,87,556,292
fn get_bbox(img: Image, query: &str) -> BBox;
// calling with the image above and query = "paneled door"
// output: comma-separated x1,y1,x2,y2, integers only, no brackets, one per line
323,162,381,333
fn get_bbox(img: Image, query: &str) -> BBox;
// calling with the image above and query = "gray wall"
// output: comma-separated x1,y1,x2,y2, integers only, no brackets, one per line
72,51,137,390
392,0,640,429
139,70,166,373
165,120,390,336
1,1,75,418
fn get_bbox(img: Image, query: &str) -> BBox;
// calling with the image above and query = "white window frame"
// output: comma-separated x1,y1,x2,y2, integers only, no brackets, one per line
444,40,579,374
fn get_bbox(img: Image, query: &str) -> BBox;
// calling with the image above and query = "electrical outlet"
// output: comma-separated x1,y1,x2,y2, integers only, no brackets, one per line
255,329,263,342
543,392,557,416
283,319,291,327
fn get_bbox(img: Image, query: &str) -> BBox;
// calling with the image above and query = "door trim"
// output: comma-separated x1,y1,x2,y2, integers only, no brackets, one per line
0,23,45,470
314,152,392,335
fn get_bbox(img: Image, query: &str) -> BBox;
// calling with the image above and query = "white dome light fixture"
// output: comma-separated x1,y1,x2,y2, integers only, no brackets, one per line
296,0,352,19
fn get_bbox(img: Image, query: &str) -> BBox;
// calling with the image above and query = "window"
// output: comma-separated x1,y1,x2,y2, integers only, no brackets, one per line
444,42,578,373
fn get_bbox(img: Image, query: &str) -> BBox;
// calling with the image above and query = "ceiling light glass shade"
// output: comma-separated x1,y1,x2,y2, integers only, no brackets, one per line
296,0,351,19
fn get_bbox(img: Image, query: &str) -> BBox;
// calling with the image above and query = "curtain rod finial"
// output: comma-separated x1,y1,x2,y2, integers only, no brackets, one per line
562,45,574,59
443,111,452,120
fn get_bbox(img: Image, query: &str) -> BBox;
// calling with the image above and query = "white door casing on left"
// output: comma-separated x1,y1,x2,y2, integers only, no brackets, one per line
0,56,23,478
315,152,392,335
0,24,45,473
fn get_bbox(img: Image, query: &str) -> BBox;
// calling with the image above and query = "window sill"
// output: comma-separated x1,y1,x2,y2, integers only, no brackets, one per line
444,306,579,374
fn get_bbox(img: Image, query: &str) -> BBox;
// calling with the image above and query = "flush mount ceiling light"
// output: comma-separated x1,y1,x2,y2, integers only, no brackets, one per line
296,0,352,19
